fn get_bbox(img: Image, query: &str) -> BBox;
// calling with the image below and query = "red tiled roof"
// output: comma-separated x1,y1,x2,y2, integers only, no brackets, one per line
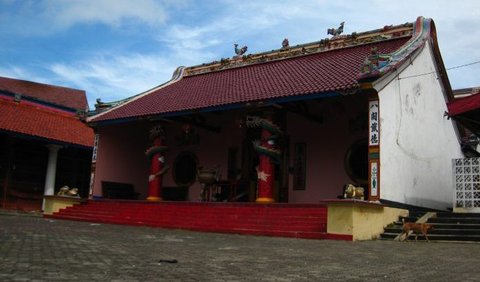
447,93,480,135
447,93,480,116
91,37,409,123
0,76,87,110
0,98,94,148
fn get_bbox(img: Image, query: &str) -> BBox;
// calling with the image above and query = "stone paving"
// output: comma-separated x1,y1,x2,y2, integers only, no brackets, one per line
0,212,479,281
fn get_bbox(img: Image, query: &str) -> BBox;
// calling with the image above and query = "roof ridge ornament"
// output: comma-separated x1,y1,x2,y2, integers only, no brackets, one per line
360,47,392,74
14,93,22,102
171,66,186,80
234,43,248,57
328,22,345,37
182,20,413,77
281,38,290,50
358,16,433,82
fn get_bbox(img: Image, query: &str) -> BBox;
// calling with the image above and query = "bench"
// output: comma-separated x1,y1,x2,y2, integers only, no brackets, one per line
162,186,189,201
102,181,140,200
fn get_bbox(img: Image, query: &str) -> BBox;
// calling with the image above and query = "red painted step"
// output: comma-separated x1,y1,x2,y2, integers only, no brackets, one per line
45,200,328,239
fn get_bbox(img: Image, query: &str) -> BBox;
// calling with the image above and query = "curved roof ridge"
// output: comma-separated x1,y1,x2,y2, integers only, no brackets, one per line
184,22,414,77
357,16,434,81
87,66,186,123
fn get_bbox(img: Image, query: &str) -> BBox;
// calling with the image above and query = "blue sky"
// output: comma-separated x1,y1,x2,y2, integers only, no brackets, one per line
1,0,480,109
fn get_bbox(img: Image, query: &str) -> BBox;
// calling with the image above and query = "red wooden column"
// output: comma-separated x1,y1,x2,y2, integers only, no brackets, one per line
146,125,169,201
245,113,282,204
256,127,275,203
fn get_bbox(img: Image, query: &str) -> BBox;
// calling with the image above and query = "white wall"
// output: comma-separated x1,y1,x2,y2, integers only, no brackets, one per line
378,42,463,210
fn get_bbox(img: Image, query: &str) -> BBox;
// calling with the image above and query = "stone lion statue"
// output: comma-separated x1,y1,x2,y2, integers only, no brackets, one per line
343,184,365,200
57,186,80,197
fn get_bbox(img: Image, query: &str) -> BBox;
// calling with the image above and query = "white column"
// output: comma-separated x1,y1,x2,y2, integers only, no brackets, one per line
42,144,62,210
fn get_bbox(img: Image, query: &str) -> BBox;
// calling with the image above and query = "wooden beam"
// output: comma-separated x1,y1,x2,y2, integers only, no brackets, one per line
281,103,323,124
178,115,221,133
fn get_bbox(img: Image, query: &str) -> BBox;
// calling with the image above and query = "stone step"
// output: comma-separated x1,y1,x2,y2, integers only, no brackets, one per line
384,226,480,236
429,217,480,224
48,200,328,240
382,211,480,242
381,232,480,242
436,212,480,218
56,209,327,231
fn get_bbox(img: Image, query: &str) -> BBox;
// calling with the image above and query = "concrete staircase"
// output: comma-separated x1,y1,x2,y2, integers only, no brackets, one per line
381,211,480,242
44,200,329,239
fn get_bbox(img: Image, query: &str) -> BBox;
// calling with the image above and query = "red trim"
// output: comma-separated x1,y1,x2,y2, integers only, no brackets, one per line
447,93,480,116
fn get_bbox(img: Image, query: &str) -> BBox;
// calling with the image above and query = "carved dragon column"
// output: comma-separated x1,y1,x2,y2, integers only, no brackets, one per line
247,114,282,203
145,125,169,201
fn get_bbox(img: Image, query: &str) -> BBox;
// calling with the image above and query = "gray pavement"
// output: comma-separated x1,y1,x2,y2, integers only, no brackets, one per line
0,213,479,282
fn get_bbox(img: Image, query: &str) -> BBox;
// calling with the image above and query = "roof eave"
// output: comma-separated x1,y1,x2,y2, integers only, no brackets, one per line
87,66,187,124
88,90,348,127
0,128,93,149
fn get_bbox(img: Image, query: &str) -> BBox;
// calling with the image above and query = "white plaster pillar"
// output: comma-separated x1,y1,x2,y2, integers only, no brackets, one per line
42,144,62,210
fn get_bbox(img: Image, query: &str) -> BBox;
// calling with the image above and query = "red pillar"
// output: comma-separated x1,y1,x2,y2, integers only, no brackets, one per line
146,125,168,201
256,126,275,203
147,137,163,201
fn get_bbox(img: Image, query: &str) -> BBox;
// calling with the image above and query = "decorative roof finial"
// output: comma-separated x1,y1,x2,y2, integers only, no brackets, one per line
327,21,345,37
281,38,289,49
234,43,248,57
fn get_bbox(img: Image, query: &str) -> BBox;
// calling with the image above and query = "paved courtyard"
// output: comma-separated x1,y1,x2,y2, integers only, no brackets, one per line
0,212,479,281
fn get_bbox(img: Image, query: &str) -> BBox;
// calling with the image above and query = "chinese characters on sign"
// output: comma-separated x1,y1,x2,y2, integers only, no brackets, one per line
92,134,100,163
89,134,100,197
369,100,379,146
370,161,378,197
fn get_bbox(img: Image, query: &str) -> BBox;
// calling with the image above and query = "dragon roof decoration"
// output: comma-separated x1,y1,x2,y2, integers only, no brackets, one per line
182,21,413,77
358,16,433,81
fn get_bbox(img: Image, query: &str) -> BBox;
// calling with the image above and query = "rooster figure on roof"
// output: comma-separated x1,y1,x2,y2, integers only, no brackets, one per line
327,21,345,37
234,43,248,56
281,38,289,49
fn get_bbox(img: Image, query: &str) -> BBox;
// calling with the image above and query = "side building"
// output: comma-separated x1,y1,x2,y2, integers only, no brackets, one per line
0,76,94,211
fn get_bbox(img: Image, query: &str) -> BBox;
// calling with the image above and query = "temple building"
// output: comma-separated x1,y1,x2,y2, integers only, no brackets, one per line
0,76,94,211
87,16,462,212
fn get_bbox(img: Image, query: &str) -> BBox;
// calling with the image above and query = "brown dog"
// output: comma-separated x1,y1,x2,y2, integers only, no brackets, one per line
401,222,433,242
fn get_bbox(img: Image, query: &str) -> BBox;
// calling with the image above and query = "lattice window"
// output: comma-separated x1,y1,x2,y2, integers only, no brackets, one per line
453,158,480,208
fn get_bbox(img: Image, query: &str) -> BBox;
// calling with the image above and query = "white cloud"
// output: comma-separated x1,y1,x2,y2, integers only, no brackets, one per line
0,65,52,86
49,53,183,107
45,0,168,29
0,0,171,36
